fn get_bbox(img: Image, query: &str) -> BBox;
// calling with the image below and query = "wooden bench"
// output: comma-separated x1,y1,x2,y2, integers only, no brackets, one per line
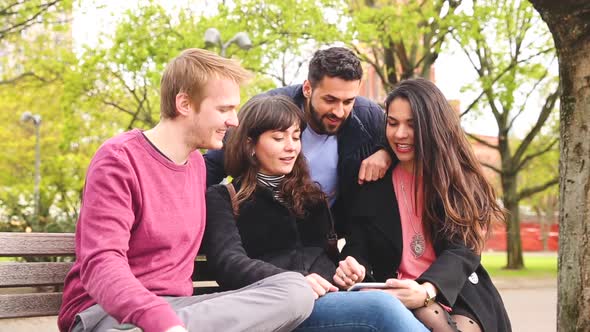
0,232,218,320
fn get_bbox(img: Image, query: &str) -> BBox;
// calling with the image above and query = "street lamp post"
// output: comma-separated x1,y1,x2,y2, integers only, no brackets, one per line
204,28,252,57
20,112,42,221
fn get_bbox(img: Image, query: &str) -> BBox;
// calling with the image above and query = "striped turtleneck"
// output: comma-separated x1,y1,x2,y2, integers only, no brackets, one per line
256,173,285,202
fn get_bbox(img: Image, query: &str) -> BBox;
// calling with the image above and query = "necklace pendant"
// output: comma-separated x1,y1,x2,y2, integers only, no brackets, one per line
410,233,426,258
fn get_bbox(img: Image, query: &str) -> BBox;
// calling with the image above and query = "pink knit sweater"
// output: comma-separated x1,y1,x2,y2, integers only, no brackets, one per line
58,130,206,332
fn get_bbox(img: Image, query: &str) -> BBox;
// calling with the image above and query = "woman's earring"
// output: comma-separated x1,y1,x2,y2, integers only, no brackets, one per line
251,151,255,157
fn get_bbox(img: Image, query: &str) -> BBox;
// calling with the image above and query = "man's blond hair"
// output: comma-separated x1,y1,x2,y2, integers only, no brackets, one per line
160,48,251,119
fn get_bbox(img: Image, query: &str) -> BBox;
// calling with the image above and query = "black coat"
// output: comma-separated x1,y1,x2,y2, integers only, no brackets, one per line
204,84,386,236
203,183,337,290
341,169,511,332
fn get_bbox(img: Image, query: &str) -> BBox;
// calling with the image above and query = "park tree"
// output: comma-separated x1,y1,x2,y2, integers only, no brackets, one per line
345,0,462,91
209,0,341,86
67,0,340,130
519,128,559,251
0,0,73,84
528,0,590,330
0,0,70,39
0,29,93,233
452,0,558,269
0,0,96,233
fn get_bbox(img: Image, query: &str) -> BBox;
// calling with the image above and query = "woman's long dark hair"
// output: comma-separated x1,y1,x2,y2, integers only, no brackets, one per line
385,78,505,253
224,95,326,217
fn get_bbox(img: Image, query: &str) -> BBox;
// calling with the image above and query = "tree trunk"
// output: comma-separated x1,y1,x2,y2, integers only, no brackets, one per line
534,206,549,252
528,1,590,330
541,212,548,252
499,131,524,269
503,174,524,269
555,38,590,332
543,195,557,252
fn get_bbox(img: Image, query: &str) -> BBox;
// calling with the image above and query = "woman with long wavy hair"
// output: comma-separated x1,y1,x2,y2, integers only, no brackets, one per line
204,95,428,331
336,78,511,332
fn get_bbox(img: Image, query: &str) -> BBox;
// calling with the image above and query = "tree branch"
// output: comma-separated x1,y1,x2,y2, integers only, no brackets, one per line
515,138,558,172
0,0,61,39
103,101,135,116
109,69,151,125
466,132,499,150
507,69,550,132
517,177,559,201
460,90,486,118
512,87,560,164
352,44,389,90
0,1,22,16
452,33,482,75
481,161,503,175
0,71,48,85
127,84,149,130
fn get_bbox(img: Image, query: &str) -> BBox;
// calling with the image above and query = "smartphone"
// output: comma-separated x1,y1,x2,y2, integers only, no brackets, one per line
347,282,390,291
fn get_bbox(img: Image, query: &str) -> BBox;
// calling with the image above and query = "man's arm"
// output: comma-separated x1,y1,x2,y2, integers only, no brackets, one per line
204,148,227,187
357,102,392,184
78,152,183,332
357,149,392,184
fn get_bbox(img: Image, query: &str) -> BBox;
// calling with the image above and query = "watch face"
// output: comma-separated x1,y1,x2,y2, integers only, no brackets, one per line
424,286,436,306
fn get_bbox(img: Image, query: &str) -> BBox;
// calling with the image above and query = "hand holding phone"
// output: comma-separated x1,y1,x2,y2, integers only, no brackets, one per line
347,282,391,291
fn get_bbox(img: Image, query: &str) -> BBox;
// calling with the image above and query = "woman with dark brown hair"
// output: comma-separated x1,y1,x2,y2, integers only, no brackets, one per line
204,95,428,331
336,78,511,332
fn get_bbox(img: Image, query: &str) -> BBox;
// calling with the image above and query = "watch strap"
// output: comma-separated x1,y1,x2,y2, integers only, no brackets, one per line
423,285,436,307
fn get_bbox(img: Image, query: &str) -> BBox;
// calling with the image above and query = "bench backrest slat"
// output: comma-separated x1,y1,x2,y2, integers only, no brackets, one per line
0,232,219,320
0,233,75,257
0,293,63,318
0,262,73,287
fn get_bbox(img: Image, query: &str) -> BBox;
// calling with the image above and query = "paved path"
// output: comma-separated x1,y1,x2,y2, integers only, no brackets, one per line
494,277,557,332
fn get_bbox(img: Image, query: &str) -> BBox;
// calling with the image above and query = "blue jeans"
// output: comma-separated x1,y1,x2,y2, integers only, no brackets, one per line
295,291,429,331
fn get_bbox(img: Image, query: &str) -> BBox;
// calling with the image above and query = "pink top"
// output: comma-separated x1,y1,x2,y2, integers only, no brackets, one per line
392,165,436,280
58,129,207,332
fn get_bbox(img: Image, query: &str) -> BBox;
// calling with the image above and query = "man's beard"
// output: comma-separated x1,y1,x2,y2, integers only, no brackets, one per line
308,95,344,136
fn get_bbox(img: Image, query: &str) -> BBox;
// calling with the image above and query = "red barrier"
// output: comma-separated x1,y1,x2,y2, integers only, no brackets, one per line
484,222,558,252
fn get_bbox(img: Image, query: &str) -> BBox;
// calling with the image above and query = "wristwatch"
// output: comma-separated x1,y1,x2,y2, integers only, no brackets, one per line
423,285,436,307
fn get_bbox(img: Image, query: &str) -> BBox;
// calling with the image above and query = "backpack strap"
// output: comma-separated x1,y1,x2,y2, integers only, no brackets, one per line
225,182,239,217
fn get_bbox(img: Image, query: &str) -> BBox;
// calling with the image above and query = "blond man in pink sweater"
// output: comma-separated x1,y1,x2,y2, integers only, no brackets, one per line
58,48,314,332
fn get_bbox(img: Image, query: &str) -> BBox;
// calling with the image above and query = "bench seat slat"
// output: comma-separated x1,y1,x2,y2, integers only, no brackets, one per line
0,233,75,257
0,293,63,318
0,262,73,287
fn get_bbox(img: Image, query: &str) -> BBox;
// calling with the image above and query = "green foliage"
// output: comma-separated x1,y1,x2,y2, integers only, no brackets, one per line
2,0,344,233
453,0,556,121
1,0,560,248
63,0,344,132
0,0,73,40
0,71,89,233
452,0,558,268
211,0,342,84
1,0,90,233
518,124,559,224
346,0,463,90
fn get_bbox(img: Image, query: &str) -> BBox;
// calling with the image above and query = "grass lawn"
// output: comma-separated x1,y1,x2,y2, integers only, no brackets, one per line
482,252,557,278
